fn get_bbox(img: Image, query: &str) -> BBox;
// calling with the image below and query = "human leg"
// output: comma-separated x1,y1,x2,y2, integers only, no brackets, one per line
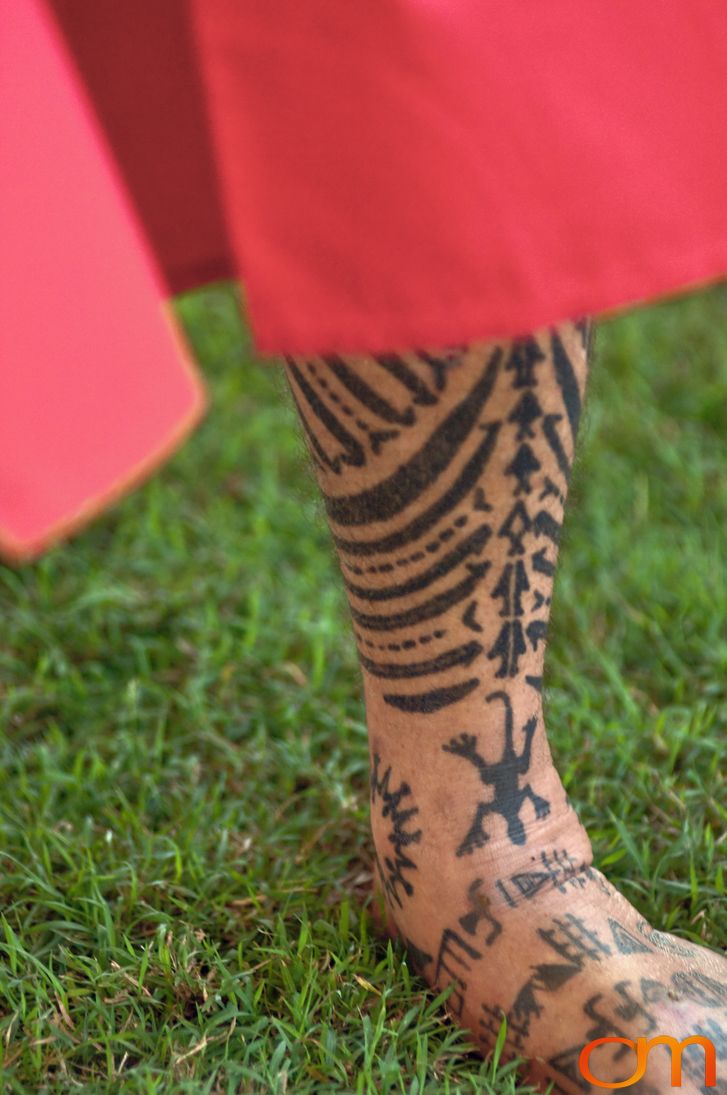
282,322,727,1092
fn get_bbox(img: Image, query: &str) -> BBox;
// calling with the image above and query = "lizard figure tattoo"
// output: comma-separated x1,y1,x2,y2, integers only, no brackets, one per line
442,690,551,852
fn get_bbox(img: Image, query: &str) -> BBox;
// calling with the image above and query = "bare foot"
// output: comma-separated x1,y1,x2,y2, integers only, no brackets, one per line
369,757,727,1094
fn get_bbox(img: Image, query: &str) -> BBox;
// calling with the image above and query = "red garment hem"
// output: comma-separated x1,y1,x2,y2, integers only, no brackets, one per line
240,240,727,358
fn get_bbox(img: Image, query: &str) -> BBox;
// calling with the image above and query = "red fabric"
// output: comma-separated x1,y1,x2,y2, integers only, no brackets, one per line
52,0,727,355
50,0,235,295
0,0,206,561
4,0,727,558
191,0,727,354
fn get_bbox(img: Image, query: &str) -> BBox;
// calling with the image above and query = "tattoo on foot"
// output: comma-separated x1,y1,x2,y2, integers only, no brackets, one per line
403,936,433,976
434,927,483,1019
459,877,503,946
430,875,508,1017
635,918,696,957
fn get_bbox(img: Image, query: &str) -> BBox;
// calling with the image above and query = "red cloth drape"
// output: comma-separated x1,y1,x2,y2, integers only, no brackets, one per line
3,0,727,560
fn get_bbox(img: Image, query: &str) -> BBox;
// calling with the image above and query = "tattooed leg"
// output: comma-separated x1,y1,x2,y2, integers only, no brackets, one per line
282,324,727,1094
284,325,590,864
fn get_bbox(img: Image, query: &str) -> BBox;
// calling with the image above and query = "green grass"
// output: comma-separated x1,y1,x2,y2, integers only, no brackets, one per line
1,282,726,1092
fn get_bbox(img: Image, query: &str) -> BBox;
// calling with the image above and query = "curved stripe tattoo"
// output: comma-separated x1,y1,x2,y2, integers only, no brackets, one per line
284,321,590,714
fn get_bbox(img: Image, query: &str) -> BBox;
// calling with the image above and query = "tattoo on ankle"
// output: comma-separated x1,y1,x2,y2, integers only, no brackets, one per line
284,347,466,475
433,927,483,1019
669,971,727,1008
609,918,655,955
370,755,422,907
429,875,508,1017
459,877,503,946
481,906,724,1093
546,981,672,1094
480,1002,530,1056
403,936,433,977
494,848,592,907
442,691,550,850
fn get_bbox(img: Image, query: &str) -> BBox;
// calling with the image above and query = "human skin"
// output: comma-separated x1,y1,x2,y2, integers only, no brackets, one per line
282,323,727,1093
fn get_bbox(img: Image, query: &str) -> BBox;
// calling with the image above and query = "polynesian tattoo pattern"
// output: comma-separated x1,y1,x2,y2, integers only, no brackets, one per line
474,909,727,1093
404,882,726,1089
415,875,505,1017
370,754,422,907
406,881,725,1062
284,319,590,715
442,690,551,852
494,846,597,906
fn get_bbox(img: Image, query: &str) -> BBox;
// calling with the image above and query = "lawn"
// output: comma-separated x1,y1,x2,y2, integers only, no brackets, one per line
0,283,725,1093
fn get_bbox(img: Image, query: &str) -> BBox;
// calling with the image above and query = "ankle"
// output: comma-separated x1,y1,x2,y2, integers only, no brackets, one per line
369,733,594,923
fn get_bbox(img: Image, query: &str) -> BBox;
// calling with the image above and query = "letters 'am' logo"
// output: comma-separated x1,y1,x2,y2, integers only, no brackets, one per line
579,1035,716,1088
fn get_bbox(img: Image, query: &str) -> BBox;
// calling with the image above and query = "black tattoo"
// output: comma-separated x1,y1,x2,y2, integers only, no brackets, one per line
462,599,484,632
495,848,591,907
473,485,493,512
542,412,573,482
330,421,501,557
609,918,654,955
480,1002,531,1057
403,936,433,976
511,960,581,1036
458,878,502,947
688,1020,727,1095
431,874,508,1019
587,993,643,1052
323,353,417,426
550,328,583,438
505,337,547,389
372,352,439,406
433,927,482,1018
506,443,542,495
635,918,696,957
693,1018,727,1056
543,963,727,1095
349,561,490,631
370,755,422,907
383,678,480,713
443,691,550,851
343,523,491,603
321,351,502,526
478,910,612,1060
285,360,367,473
413,346,469,392
546,994,633,1092
671,971,727,1008
612,980,658,1034
286,323,588,718
508,389,543,441
358,639,483,681
497,500,533,557
537,913,612,966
